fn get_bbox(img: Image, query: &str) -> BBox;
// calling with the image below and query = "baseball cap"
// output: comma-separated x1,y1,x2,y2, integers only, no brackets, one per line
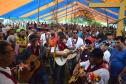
105,43,109,46
29,34,38,42
88,48,104,58
6,26,13,32
58,32,65,38
85,37,94,42
31,29,37,32
107,33,112,36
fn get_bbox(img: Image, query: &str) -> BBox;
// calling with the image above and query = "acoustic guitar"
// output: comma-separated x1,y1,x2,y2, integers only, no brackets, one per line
55,49,77,66
20,49,46,80
69,68,85,84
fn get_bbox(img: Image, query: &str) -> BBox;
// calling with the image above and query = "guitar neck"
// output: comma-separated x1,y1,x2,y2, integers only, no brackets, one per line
33,49,46,63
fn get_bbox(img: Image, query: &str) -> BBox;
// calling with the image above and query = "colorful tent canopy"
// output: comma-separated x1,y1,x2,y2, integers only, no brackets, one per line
0,0,126,23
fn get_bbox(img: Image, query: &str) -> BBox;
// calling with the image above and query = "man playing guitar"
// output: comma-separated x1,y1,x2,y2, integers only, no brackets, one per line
16,34,51,84
51,32,68,84
66,29,84,75
73,48,109,84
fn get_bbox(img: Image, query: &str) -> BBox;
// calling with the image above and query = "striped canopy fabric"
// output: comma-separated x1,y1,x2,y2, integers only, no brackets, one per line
0,0,126,23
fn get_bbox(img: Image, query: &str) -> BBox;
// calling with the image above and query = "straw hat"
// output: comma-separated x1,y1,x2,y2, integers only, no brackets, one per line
6,26,13,32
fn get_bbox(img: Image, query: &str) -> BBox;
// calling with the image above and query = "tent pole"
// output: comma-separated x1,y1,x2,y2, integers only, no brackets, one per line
65,0,68,23
38,0,40,28
56,0,58,25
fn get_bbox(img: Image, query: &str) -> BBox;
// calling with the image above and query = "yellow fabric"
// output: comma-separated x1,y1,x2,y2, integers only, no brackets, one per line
89,0,126,36
0,0,33,16
16,36,26,52
58,29,62,32
20,0,64,18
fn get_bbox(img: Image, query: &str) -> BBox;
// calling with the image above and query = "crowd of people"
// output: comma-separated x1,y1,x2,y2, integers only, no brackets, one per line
0,21,126,84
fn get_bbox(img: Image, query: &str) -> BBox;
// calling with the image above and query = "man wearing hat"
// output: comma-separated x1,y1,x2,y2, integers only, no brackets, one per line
3,26,14,40
16,34,51,84
73,48,109,84
50,32,68,84
79,37,95,62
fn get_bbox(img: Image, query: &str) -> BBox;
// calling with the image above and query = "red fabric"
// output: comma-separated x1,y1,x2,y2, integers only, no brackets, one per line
30,46,42,66
103,49,108,53
38,40,42,45
30,46,39,56
86,62,108,73
45,24,47,27
49,35,58,42
45,33,48,41
58,41,67,51
86,37,94,42
49,35,58,47
0,70,17,84
72,37,78,44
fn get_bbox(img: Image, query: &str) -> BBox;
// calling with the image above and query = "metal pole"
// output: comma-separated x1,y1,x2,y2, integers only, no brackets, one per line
71,3,73,25
56,0,58,24
65,0,68,23
105,8,109,33
38,0,40,28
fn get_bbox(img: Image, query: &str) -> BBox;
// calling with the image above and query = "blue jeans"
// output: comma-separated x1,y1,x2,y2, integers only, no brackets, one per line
109,75,126,84
53,63,66,84
68,55,79,76
28,73,48,84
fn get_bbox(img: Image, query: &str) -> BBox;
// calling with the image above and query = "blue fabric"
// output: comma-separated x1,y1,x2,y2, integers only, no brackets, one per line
80,49,89,61
95,42,99,48
85,35,91,40
110,48,126,81
0,0,126,23
49,57,54,77
77,31,83,38
29,72,48,84
67,55,79,75
53,63,66,84
100,40,115,53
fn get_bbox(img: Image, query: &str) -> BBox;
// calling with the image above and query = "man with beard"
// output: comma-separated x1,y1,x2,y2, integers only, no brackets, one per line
109,36,126,84
49,29,58,77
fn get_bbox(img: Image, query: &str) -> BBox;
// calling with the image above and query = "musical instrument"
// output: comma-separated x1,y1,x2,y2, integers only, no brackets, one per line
69,68,84,84
69,68,101,84
55,49,77,66
53,46,56,68
47,33,50,47
71,38,74,47
20,50,46,80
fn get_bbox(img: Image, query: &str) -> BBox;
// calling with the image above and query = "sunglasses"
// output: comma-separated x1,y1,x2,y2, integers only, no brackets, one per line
1,51,15,55
73,32,77,34
86,41,92,44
